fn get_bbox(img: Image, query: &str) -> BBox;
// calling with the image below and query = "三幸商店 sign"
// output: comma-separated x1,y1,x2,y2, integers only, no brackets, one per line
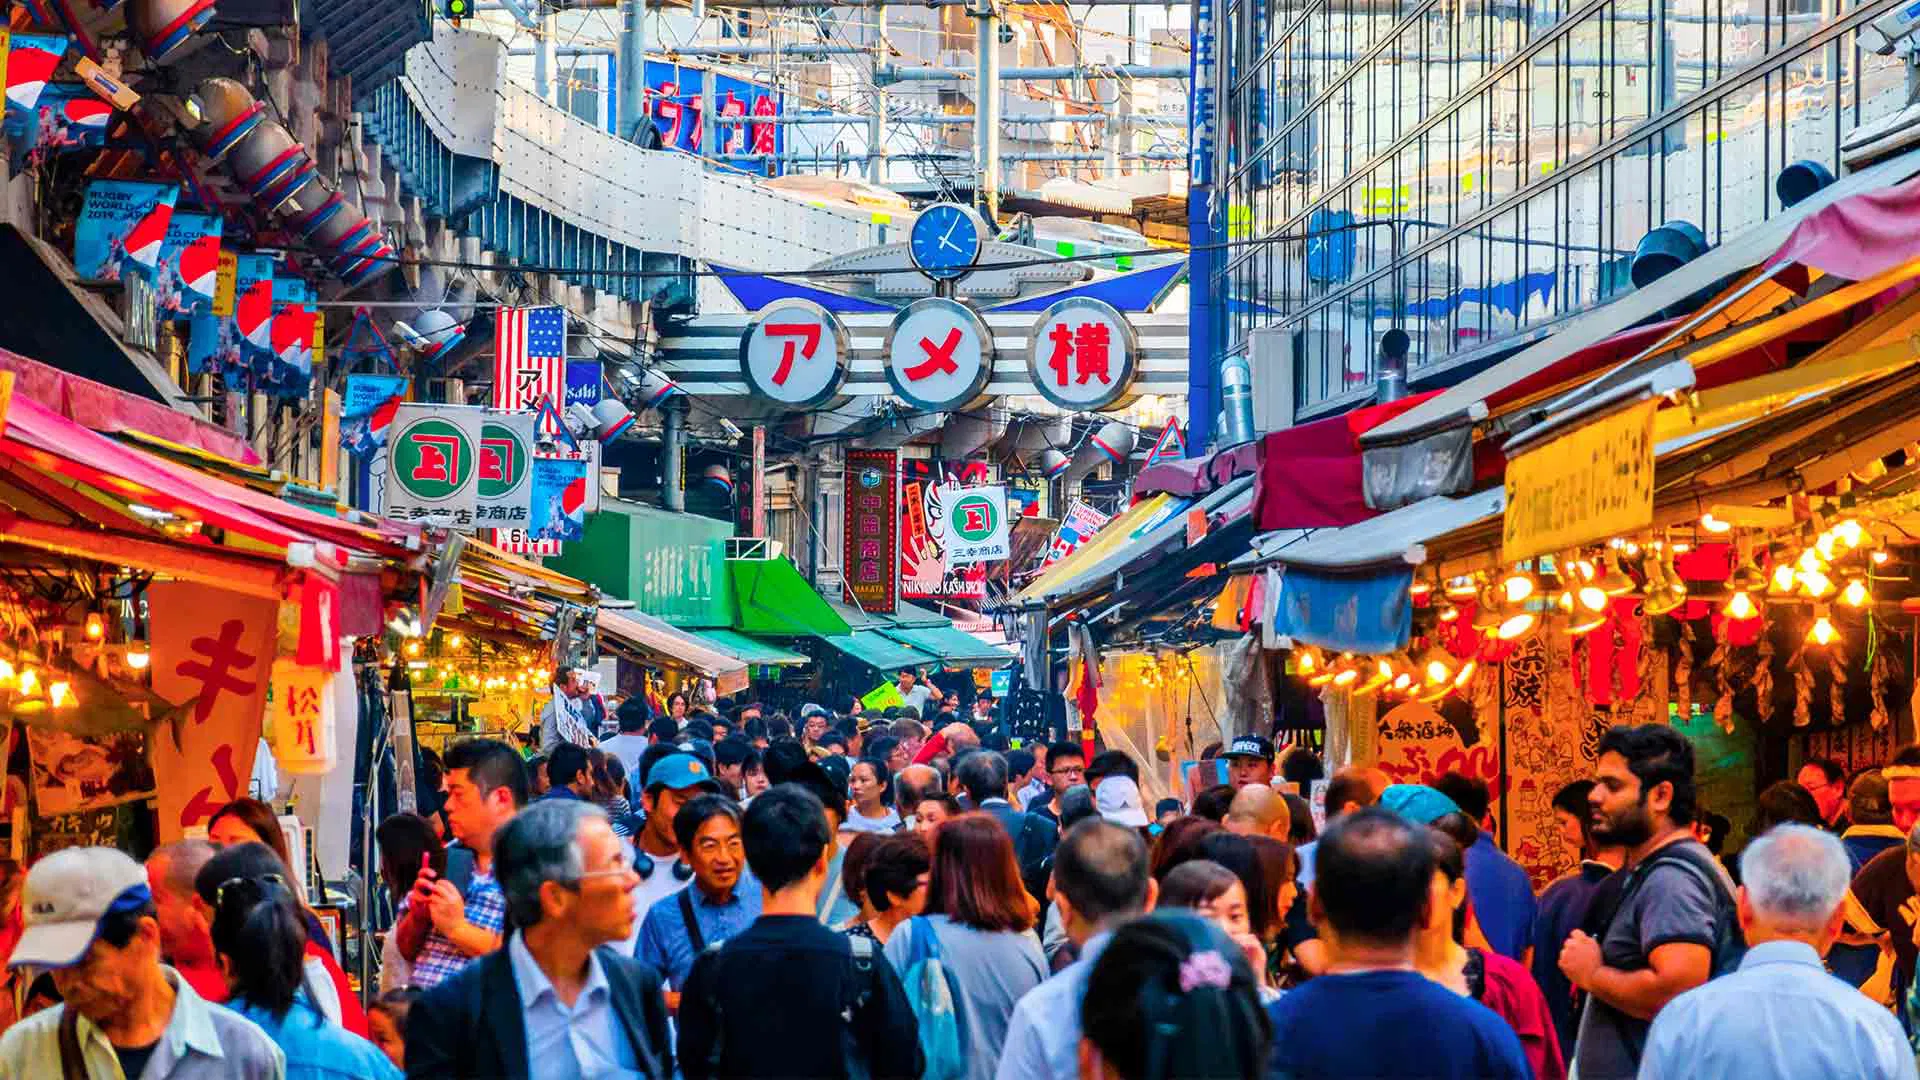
735,299,1141,409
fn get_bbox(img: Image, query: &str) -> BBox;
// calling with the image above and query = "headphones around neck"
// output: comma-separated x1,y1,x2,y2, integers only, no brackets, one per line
634,850,695,882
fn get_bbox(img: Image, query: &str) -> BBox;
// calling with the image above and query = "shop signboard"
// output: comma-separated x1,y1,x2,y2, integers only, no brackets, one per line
1040,500,1112,571
844,448,898,614
75,178,177,284
148,583,277,842
1503,399,1656,561
269,660,336,775
385,403,484,529
903,460,989,602
1025,298,1137,410
940,485,1011,564
884,299,994,412
740,300,850,407
492,529,562,557
476,410,536,529
642,60,783,175
564,361,602,409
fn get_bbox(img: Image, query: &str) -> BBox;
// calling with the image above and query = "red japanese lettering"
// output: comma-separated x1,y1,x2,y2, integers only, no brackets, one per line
766,322,823,386
904,327,962,381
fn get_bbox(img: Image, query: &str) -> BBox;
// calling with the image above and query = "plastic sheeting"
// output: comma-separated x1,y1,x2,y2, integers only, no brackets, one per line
1088,646,1231,806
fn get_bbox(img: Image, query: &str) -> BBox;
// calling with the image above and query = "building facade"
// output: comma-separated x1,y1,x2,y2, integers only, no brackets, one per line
1216,0,1913,421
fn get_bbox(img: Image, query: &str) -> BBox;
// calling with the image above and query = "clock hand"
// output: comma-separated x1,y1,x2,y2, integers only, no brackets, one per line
940,216,961,247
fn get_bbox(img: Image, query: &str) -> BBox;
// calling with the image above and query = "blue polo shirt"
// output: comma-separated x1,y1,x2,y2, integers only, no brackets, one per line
636,876,761,989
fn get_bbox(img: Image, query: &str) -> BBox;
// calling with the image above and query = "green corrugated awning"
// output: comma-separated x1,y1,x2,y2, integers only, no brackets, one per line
729,557,852,637
878,623,1012,667
820,630,938,673
688,629,811,667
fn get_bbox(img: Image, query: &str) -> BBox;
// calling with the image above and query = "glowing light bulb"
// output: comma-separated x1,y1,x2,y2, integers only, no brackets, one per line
1808,614,1838,646
1332,667,1359,687
1771,563,1797,593
0,660,15,682
1577,585,1609,613
48,682,72,708
1497,612,1537,641
1842,579,1869,607
126,649,150,671
1452,659,1478,690
1835,519,1865,548
1798,548,1825,574
84,613,104,640
1426,659,1452,685
1700,513,1732,534
449,634,465,650
1816,531,1838,561
1799,569,1834,598
1723,591,1758,620
405,641,422,658
17,669,38,696
1872,550,1890,566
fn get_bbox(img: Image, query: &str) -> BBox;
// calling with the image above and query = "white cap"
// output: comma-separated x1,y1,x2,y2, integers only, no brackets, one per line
11,847,151,968
1095,776,1150,828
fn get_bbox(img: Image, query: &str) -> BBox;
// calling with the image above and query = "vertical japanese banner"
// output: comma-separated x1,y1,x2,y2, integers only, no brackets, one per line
476,410,536,530
148,583,277,841
843,448,898,614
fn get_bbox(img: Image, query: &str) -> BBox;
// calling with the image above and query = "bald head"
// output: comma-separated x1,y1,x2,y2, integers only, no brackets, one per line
1224,783,1291,839
147,838,217,901
895,764,943,816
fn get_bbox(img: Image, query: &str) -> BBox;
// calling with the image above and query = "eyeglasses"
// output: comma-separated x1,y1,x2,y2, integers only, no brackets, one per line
570,850,635,886
1052,766,1086,778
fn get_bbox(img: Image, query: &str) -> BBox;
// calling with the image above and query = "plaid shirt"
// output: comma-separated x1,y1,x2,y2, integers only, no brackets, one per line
409,870,505,991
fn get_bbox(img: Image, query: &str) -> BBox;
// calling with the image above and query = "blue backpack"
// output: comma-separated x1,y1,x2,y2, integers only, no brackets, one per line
898,916,968,1080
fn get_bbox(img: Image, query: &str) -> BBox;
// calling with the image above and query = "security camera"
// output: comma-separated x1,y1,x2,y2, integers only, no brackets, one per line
717,417,745,440
1863,3,1920,54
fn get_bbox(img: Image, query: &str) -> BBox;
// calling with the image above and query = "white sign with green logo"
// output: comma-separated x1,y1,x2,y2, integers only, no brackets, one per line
384,403,486,530
476,410,536,528
939,484,1010,564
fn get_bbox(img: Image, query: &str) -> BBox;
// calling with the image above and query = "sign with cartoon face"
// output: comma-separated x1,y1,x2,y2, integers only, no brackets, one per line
1026,297,1138,410
884,298,994,411
385,404,484,529
740,300,850,407
939,484,1010,564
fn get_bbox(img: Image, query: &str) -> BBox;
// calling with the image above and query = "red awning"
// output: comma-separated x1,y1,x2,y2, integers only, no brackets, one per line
0,393,337,562
0,349,261,465
1253,391,1441,530
1769,172,1920,282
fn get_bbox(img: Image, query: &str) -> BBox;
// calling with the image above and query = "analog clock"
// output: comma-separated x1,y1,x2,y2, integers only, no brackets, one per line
909,202,987,282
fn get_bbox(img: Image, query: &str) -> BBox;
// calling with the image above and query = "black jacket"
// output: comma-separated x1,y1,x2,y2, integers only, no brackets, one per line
405,938,674,1079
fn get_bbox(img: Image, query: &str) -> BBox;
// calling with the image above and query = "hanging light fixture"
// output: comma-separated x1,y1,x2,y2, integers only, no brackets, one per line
1356,657,1395,694
1435,595,1461,623
1798,567,1835,598
1473,584,1505,632
1452,658,1478,691
1842,578,1870,607
83,612,105,641
1834,518,1866,549
1807,604,1838,646
1499,565,1540,605
1444,575,1480,598
1798,547,1826,574
1420,647,1457,687
1700,512,1732,534
1594,551,1636,596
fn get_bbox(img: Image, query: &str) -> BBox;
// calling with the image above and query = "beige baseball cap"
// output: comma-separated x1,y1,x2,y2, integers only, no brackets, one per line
10,847,151,968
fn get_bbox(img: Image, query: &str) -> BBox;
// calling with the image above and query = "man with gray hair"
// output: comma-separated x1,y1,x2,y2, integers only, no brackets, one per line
406,800,674,1078
960,750,1057,898
1640,824,1916,1079
145,838,228,1003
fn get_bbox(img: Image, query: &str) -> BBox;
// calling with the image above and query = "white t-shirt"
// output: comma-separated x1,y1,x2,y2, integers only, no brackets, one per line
621,846,690,954
901,684,937,717
843,808,902,834
601,733,650,787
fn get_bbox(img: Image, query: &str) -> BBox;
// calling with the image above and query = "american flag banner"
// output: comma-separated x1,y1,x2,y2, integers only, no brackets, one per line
494,306,567,432
491,528,563,557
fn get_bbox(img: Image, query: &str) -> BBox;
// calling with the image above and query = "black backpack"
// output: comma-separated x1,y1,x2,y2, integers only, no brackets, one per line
699,935,879,1080
1613,841,1747,978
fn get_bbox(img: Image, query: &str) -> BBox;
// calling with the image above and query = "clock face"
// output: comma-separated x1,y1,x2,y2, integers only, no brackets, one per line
909,203,985,282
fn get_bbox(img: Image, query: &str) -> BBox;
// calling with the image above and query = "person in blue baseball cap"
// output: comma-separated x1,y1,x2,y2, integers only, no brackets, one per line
621,753,727,954
1379,784,1464,826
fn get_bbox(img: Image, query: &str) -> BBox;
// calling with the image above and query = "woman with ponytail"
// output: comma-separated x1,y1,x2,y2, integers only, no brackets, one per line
194,843,368,1035
1079,911,1272,1079
204,869,400,1079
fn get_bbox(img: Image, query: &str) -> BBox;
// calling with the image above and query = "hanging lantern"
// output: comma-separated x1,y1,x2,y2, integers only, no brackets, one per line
269,660,337,775
130,0,217,63
1037,449,1070,479
189,78,264,161
1806,605,1838,647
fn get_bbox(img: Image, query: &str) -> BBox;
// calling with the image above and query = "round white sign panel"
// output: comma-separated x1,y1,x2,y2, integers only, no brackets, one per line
883,298,995,411
1025,297,1138,410
740,300,850,407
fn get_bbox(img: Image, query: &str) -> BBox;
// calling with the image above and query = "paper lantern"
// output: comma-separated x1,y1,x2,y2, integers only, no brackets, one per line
702,464,734,498
269,660,336,775
1037,449,1069,479
410,308,466,360
1089,420,1136,463
228,119,316,211
591,399,636,443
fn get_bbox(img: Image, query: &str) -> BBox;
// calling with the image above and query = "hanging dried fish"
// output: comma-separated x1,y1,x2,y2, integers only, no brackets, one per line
1870,649,1894,730
1789,642,1812,727
1709,638,1734,733
1829,636,1850,728
1673,637,1694,723
1633,613,1661,724
1753,634,1775,724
